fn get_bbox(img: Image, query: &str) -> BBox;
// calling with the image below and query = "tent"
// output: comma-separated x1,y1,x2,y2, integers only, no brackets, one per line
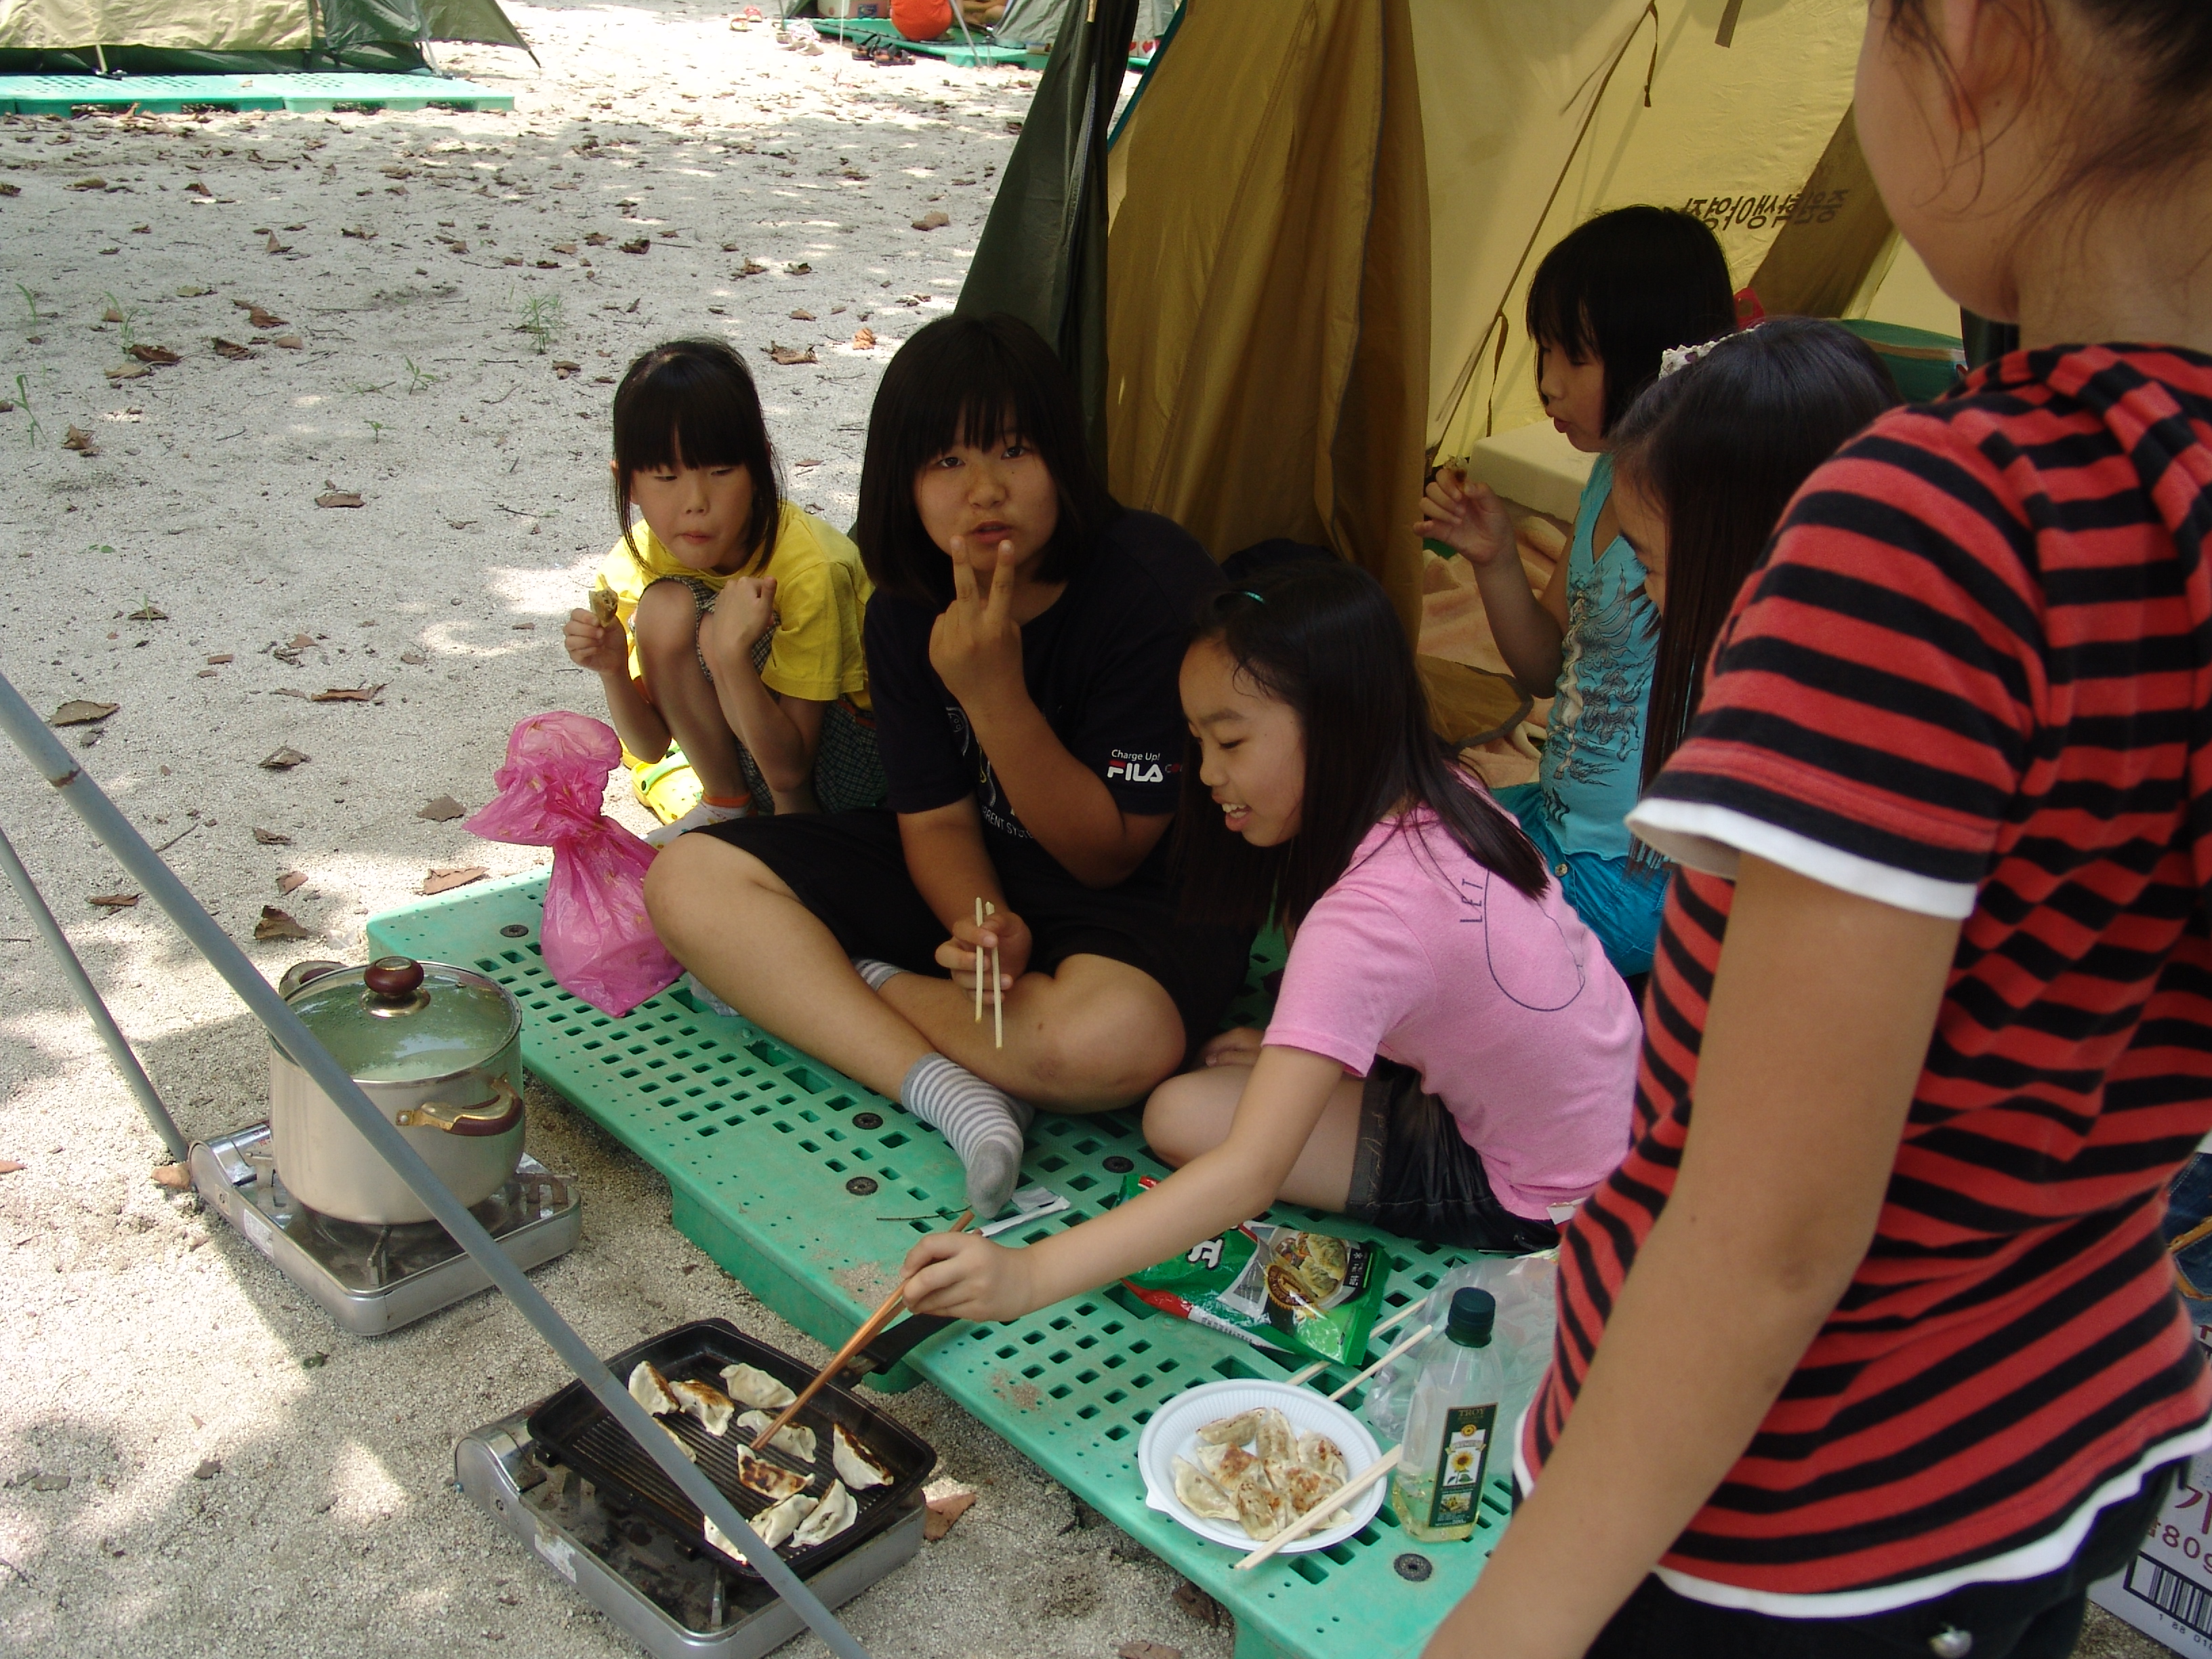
0,0,530,74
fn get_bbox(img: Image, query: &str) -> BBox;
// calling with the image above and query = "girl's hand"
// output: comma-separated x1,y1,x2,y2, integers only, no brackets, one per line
564,609,631,676
939,905,1031,989
1198,1026,1266,1068
928,537,1025,708
699,575,778,672
1418,468,1516,570
900,1229,1036,1323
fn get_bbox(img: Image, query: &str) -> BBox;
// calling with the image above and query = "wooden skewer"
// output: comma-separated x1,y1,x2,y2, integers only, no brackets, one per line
973,897,985,1024
1326,1324,1434,1403
985,901,1002,1048
1283,1295,1430,1388
1234,1445,1403,1571
748,1208,975,1452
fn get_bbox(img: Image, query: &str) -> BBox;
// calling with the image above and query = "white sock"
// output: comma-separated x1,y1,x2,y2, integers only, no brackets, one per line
899,1053,1031,1219
853,958,907,992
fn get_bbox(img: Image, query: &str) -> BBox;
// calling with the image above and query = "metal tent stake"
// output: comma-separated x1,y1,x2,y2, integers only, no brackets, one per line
0,668,872,1659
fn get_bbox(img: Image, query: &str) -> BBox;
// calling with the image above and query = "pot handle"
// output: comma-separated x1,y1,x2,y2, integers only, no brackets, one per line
394,1079,523,1138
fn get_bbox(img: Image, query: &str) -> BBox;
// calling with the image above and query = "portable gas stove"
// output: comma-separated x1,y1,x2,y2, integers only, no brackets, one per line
189,1120,582,1336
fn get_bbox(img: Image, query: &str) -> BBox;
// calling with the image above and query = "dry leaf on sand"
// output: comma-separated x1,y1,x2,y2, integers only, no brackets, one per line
176,283,213,296
551,242,578,255
128,344,181,365
399,649,427,665
276,871,307,894
417,795,467,822
311,684,382,701
315,489,364,509
0,1159,26,1175
237,302,287,327
87,893,140,909
205,653,233,665
289,633,316,650
273,335,303,350
104,365,150,382
420,866,488,895
62,426,100,455
253,905,313,941
620,238,651,255
911,211,949,231
264,233,290,255
259,747,310,770
103,306,126,323
552,361,581,379
583,231,610,247
68,176,107,191
852,327,876,350
212,337,255,361
252,827,293,844
789,308,815,321
127,602,167,621
50,699,119,725
923,1491,976,1541
152,1164,192,1189
767,343,817,365
1118,1645,1181,1659
183,183,212,198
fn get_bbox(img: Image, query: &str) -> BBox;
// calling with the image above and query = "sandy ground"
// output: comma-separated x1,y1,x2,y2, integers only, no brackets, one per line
0,6,2179,1657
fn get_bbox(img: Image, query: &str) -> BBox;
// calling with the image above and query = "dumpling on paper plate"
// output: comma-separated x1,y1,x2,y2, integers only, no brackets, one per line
1170,1453,1240,1522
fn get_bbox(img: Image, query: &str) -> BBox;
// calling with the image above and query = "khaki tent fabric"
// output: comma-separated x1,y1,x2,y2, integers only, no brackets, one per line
0,0,307,50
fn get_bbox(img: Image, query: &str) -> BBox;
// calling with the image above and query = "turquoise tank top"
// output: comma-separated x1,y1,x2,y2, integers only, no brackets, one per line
1531,452,1658,863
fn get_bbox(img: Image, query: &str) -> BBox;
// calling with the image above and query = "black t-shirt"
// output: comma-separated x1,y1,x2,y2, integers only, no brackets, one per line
863,509,1222,887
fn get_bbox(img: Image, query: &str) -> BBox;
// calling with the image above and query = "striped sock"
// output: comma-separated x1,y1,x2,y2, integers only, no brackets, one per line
899,1053,1032,1219
853,958,907,992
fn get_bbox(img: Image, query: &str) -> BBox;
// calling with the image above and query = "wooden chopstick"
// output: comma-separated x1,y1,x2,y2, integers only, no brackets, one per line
1283,1295,1429,1389
1233,1445,1404,1571
1326,1324,1434,1403
747,1209,975,1452
985,900,1002,1048
973,897,985,1025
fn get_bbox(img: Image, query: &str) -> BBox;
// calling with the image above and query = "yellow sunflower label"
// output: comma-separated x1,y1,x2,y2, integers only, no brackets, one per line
1425,1403,1498,1532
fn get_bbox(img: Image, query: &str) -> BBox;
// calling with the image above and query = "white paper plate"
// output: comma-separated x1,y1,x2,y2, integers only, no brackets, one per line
1136,1379,1385,1553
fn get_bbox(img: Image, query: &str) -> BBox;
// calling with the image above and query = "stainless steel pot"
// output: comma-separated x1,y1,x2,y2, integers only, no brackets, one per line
268,955,525,1225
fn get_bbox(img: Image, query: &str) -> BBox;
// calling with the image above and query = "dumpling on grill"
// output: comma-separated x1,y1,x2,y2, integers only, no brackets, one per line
628,1360,678,1416
735,1409,817,1462
831,1423,893,1491
752,1489,817,1549
731,1442,809,1504
670,1377,737,1437
792,1479,858,1549
657,1422,697,1462
719,1362,797,1411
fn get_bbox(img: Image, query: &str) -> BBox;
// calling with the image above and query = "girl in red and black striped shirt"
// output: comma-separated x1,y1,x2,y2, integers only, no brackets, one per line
1427,4,2212,1657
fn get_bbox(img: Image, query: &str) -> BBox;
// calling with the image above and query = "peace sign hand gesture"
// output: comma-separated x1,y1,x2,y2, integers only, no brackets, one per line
928,536,1025,709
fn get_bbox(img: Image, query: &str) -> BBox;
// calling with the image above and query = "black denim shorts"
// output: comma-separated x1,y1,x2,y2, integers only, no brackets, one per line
1345,1059,1561,1253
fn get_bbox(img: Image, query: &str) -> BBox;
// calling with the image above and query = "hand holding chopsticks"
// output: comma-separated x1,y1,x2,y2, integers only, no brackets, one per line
971,897,1002,1049
747,1209,975,1452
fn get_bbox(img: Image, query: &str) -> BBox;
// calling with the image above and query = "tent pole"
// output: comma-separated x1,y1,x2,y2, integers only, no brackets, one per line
0,823,188,1162
0,665,875,1659
951,5,983,65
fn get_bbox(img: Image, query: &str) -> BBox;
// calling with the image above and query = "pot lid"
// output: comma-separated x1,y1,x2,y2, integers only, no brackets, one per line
283,956,518,1083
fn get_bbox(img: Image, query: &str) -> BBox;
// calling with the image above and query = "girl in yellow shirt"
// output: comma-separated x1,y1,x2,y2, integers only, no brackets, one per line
563,338,881,844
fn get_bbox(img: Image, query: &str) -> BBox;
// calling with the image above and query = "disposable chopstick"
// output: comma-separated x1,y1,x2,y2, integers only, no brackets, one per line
1283,1294,1430,1388
1233,1445,1404,1571
985,900,1002,1048
748,1209,975,1452
1324,1324,1435,1404
973,897,985,1025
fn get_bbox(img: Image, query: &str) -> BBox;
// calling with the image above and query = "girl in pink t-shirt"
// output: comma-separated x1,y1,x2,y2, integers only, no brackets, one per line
897,560,1639,1326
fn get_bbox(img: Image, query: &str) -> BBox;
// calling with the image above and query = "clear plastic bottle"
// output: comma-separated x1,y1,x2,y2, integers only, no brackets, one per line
1390,1288,1507,1542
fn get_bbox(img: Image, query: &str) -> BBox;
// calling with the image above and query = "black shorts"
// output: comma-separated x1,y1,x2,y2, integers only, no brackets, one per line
700,807,1252,1055
1346,1059,1562,1253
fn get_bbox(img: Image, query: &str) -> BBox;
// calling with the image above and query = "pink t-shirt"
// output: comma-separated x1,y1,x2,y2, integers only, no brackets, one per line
1265,810,1639,1219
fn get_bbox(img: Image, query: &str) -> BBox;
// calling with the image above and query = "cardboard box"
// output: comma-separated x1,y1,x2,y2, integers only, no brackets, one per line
2089,1320,2212,1656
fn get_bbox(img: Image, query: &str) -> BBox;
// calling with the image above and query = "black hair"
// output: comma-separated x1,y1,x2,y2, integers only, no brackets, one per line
1524,206,1738,434
1885,0,2212,210
1175,560,1547,934
610,338,783,573
853,312,1120,607
1610,319,1902,796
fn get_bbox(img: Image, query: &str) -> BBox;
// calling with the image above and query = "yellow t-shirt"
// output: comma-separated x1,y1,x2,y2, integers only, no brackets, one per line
596,501,872,711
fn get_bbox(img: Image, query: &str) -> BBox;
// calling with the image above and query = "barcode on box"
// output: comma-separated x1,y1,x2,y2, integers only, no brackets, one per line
2128,1558,2212,1637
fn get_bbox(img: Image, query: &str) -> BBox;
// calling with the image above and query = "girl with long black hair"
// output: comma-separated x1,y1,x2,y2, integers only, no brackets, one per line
897,558,1639,1320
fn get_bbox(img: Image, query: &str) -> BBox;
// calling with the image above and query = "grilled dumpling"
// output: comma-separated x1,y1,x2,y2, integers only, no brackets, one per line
735,1409,816,1462
1251,1407,1296,1464
831,1423,893,1491
1171,1453,1240,1521
1196,1409,1262,1447
628,1360,679,1416
792,1480,857,1548
731,1442,808,1503
658,1422,697,1462
751,1489,816,1549
720,1362,798,1411
670,1377,737,1437
1295,1431,1347,1488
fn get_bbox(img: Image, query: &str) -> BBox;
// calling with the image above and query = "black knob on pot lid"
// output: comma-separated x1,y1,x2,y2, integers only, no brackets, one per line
363,956,426,1000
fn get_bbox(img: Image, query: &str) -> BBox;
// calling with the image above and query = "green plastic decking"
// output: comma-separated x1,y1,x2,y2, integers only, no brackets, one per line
367,874,1502,1659
0,72,513,115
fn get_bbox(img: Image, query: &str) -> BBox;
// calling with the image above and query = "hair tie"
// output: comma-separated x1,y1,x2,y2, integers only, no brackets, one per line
1241,590,1267,605
1658,331,1736,380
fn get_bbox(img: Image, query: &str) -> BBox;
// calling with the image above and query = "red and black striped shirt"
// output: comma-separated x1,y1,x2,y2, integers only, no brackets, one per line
1521,345,2212,1612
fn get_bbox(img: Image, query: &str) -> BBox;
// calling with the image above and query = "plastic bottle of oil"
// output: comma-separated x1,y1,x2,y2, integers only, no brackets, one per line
1390,1288,1504,1542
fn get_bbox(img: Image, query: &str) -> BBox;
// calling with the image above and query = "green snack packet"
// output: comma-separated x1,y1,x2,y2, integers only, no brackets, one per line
1116,1172,1389,1366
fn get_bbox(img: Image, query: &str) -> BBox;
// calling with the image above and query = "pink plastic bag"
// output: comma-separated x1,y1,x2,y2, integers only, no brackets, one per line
466,712,680,1017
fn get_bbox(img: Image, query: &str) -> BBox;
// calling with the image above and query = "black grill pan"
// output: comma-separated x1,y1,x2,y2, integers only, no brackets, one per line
527,1318,936,1583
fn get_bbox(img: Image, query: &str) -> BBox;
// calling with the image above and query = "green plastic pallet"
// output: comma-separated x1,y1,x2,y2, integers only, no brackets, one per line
0,72,512,115
367,873,1502,1659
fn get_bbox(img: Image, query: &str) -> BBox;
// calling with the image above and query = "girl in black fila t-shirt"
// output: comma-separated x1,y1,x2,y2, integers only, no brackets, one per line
646,314,1245,1222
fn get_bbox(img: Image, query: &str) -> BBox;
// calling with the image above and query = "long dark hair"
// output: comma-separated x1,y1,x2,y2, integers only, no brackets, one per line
854,312,1120,607
610,338,783,573
1176,560,1547,934
1611,319,1901,794
1525,205,1737,435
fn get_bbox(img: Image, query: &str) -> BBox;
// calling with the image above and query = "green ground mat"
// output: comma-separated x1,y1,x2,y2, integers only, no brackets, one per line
366,873,1504,1659
0,72,513,115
